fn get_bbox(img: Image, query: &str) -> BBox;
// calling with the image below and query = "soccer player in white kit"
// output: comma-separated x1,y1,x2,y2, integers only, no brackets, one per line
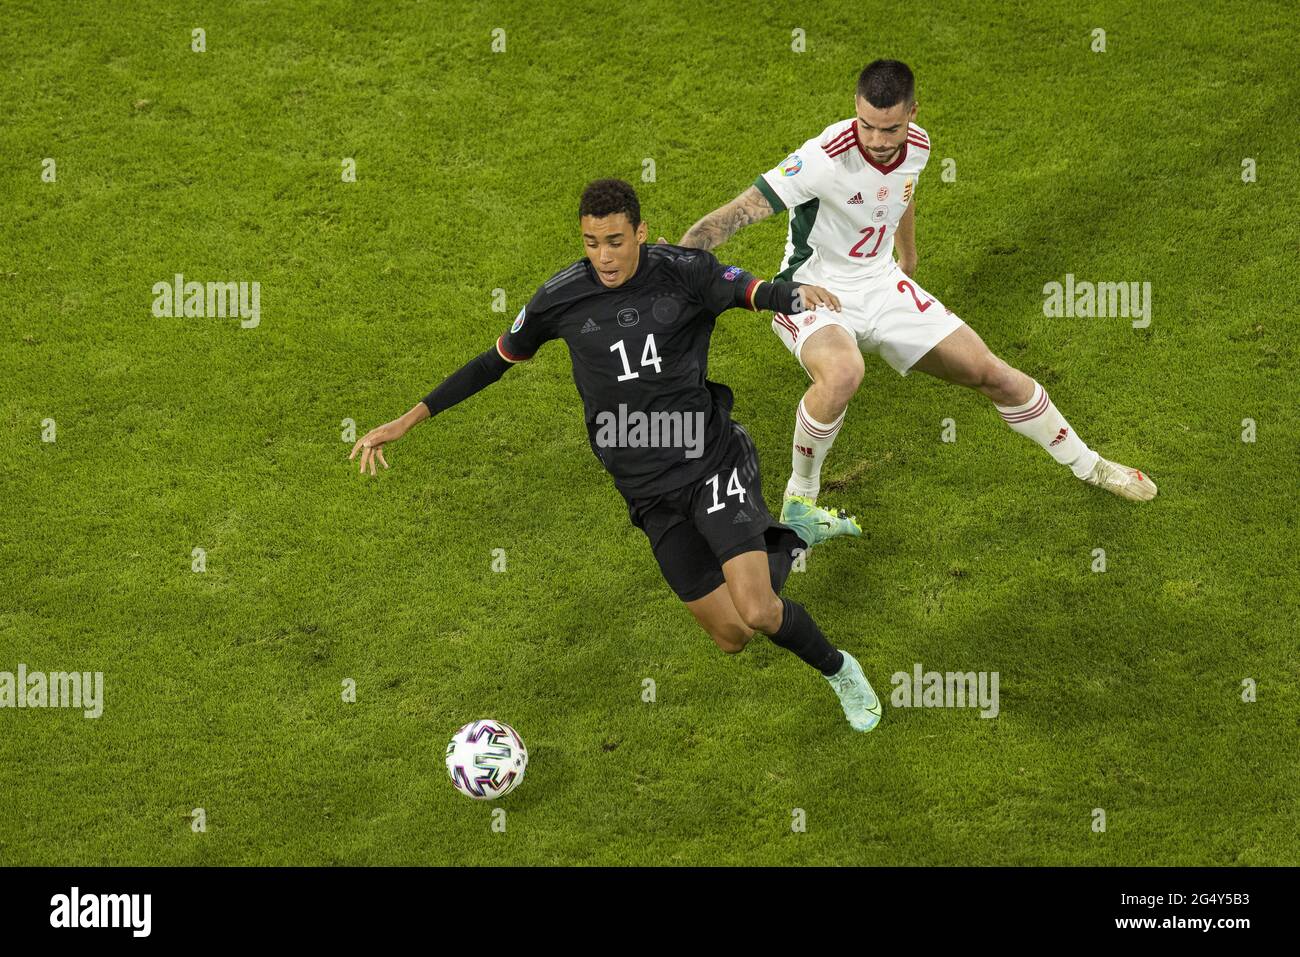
674,60,1156,516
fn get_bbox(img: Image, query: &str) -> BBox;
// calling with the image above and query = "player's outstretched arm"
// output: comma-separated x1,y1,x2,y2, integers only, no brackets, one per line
689,250,841,317
350,345,513,475
677,185,775,251
728,275,841,315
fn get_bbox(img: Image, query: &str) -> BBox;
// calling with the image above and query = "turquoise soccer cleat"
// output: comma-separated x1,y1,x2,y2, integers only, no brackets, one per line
780,494,862,548
826,651,882,733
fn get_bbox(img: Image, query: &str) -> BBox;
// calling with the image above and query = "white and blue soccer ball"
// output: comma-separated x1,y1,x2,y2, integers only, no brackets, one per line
445,719,528,800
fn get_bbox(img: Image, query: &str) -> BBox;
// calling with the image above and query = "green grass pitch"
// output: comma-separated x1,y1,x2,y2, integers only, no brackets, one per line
2,0,1297,866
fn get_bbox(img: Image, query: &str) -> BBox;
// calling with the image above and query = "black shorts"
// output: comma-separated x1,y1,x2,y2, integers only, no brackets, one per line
625,422,805,602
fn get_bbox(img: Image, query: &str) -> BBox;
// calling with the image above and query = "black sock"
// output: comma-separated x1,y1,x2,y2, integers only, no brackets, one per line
768,597,844,676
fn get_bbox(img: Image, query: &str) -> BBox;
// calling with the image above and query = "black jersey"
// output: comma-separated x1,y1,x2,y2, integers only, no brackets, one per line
496,244,765,499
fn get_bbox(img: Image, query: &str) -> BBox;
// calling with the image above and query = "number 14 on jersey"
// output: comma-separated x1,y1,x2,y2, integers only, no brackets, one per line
705,468,747,514
610,334,663,381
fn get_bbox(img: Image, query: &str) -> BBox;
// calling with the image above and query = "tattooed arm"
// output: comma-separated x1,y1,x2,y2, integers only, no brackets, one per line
677,185,776,251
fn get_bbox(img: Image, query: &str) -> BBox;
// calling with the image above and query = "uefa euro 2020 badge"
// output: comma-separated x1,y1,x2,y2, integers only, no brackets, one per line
781,154,803,177
511,307,526,333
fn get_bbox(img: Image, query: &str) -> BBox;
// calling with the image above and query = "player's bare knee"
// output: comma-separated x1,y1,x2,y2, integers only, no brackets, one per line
979,355,1027,404
952,349,999,393
807,346,864,410
826,354,865,408
733,589,783,635
712,627,755,654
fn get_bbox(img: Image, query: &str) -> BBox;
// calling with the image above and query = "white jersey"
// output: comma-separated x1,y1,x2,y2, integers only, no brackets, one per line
754,117,931,285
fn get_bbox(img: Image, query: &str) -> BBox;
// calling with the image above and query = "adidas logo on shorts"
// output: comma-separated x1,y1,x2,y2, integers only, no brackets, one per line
731,511,752,524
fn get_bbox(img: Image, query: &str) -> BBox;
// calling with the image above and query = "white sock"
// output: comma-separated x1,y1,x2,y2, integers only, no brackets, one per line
785,398,845,501
995,381,1100,479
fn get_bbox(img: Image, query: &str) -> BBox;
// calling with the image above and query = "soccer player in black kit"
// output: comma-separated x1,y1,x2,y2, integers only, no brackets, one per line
351,179,882,732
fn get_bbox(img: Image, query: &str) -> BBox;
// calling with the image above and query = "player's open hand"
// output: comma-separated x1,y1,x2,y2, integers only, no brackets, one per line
349,419,406,475
795,284,842,312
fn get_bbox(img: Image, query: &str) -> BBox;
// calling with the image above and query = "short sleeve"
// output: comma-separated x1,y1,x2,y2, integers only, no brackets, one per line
683,250,761,317
753,139,830,213
496,290,557,362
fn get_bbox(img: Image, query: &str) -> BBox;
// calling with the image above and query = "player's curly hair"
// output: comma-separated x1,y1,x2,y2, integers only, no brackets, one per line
579,178,642,227
857,59,915,108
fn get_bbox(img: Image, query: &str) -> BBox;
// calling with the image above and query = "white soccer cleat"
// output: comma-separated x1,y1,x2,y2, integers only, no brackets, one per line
1083,457,1158,501
825,651,882,733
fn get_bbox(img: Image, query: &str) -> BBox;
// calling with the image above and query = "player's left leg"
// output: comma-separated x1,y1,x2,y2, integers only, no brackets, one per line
910,324,1156,501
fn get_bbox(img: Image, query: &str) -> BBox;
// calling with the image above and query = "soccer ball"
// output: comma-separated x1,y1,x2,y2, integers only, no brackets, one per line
445,719,528,800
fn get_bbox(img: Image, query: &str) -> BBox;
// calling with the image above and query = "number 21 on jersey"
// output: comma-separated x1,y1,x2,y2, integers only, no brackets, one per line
849,225,887,258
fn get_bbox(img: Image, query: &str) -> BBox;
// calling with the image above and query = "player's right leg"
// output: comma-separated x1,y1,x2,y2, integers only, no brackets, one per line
721,548,881,733
771,310,864,506
662,522,834,655
625,437,855,658
678,421,877,729
642,518,819,656
684,583,755,654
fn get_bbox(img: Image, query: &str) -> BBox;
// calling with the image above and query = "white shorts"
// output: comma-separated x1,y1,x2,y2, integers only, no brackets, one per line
771,261,965,376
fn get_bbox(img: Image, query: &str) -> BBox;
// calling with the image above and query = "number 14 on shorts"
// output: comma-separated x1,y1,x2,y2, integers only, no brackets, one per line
705,468,747,514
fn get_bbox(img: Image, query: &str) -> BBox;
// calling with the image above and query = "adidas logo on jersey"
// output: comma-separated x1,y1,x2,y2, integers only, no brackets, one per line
847,192,864,205
580,317,600,334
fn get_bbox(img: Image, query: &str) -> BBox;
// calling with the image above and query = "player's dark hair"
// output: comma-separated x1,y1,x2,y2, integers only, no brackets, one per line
856,59,915,108
579,178,641,228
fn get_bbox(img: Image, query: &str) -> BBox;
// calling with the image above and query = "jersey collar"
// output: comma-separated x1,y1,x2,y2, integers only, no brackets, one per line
853,120,909,174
